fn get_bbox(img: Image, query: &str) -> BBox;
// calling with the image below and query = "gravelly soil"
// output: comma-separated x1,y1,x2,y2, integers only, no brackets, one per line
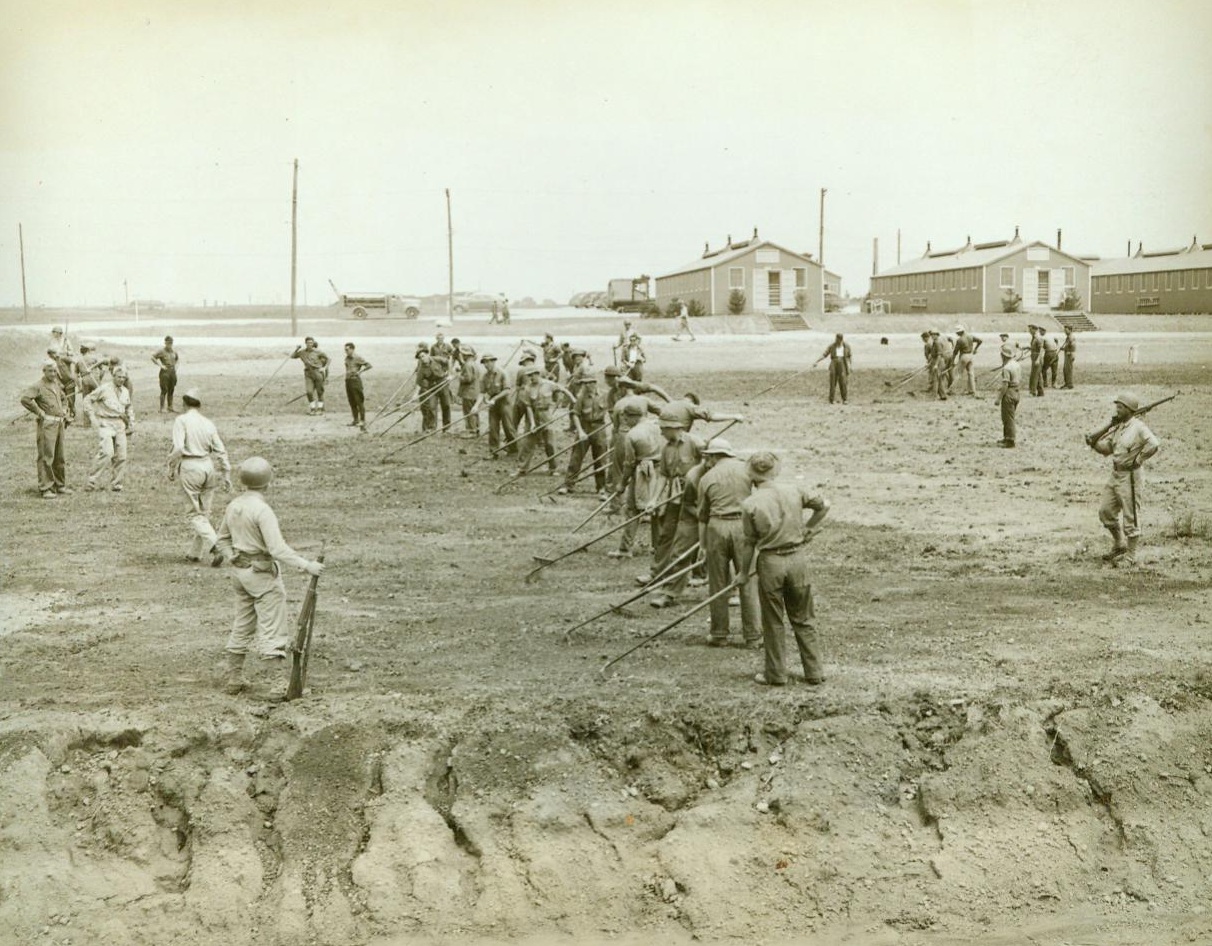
1,322,1210,946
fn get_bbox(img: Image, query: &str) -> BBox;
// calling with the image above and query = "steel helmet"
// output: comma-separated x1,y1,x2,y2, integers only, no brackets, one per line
702,438,736,457
1113,392,1139,412
239,456,274,489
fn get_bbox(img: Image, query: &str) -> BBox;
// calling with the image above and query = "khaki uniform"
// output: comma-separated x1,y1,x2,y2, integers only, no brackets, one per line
997,359,1022,445
1094,417,1159,539
697,457,760,642
1062,333,1077,388
20,377,68,494
617,420,664,554
168,408,231,560
651,433,705,576
482,366,516,455
566,387,610,491
741,482,827,685
84,378,133,490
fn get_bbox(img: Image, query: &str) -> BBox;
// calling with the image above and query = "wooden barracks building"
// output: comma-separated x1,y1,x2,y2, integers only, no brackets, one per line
1090,238,1212,314
654,230,824,316
868,229,1092,315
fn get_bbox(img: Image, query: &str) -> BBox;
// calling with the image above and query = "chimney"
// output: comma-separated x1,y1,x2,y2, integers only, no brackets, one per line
753,227,759,240
1127,239,1131,256
704,241,709,254
926,240,932,254
1013,225,1020,241
1057,228,1062,250
873,237,879,276
726,234,732,248
1136,242,1143,256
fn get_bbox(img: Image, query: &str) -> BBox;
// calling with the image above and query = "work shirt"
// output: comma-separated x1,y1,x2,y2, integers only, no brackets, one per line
482,366,509,399
741,481,827,551
85,379,133,422
431,341,454,361
998,359,1022,394
680,461,707,524
821,341,852,364
1093,418,1159,473
953,334,981,356
574,388,609,428
1043,337,1060,356
612,393,662,427
622,420,663,480
697,457,754,522
458,360,481,400
20,378,68,419
50,354,75,386
560,348,576,374
658,434,706,506
1029,335,1043,362
661,399,714,431
153,347,179,372
516,380,557,420
1062,334,1077,355
214,491,310,570
933,337,955,365
168,408,231,470
294,348,329,372
622,341,645,367
344,353,371,378
514,363,537,389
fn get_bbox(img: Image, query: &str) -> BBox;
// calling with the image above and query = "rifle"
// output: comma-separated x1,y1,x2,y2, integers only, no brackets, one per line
286,545,325,701
1084,394,1177,448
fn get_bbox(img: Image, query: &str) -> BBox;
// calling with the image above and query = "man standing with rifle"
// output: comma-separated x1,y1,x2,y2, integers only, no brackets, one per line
212,457,325,698
1085,392,1163,566
737,452,830,687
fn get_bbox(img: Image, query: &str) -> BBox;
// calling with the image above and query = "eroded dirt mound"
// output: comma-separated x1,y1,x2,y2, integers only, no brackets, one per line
3,689,1210,946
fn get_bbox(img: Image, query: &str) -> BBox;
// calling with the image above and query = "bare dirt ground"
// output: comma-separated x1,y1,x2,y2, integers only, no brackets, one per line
1,319,1210,946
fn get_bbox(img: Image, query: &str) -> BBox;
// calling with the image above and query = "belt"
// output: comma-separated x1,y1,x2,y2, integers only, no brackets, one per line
763,541,806,555
231,550,274,568
711,513,743,520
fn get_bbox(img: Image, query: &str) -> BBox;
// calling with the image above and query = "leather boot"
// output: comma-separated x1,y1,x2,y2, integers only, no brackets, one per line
222,652,246,695
1118,535,1138,565
1101,526,1127,561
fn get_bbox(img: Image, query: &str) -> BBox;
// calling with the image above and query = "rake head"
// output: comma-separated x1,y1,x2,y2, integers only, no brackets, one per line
524,568,544,584
532,554,555,564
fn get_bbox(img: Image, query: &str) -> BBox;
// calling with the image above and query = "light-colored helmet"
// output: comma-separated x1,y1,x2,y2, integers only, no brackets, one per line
238,456,274,488
1113,392,1139,412
702,438,736,457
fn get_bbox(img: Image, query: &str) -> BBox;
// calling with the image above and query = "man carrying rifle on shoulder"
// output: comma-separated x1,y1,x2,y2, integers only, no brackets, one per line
1085,392,1161,567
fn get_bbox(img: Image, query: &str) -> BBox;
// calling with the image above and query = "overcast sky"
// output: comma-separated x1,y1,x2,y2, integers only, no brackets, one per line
1,0,1209,307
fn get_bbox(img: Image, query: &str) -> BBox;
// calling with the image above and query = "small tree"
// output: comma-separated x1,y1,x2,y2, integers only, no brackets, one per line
1001,290,1022,313
686,299,706,318
728,289,746,315
1057,288,1083,311
794,289,809,313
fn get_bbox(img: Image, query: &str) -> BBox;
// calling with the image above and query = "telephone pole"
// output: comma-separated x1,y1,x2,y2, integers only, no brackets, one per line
446,188,455,322
290,159,299,336
18,223,28,322
818,188,827,266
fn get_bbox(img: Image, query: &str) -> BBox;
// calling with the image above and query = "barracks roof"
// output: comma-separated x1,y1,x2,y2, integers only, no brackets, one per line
1090,239,1212,276
875,235,1091,278
657,239,821,280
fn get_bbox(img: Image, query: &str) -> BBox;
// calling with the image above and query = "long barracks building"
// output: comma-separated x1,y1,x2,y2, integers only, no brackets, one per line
868,230,1092,316
1090,238,1212,314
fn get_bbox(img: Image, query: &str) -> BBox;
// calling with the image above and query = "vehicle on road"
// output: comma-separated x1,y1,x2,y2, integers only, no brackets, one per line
330,280,422,319
606,276,652,312
452,291,507,315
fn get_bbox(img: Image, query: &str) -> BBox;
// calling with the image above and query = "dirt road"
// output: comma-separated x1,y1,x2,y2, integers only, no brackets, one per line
1,322,1209,946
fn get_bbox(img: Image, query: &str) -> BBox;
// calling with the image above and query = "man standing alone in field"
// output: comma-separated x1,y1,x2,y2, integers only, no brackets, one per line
292,337,330,415
152,336,180,413
738,452,830,687
1086,393,1160,566
820,333,852,404
167,388,232,564
343,343,372,430
994,344,1021,448
20,361,71,498
212,456,325,698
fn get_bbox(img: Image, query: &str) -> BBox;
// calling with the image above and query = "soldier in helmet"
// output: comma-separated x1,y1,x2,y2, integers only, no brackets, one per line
212,457,325,697
1086,392,1160,566
166,388,232,563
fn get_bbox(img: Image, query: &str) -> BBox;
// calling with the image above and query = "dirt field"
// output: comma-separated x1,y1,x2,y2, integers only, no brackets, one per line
1,319,1210,946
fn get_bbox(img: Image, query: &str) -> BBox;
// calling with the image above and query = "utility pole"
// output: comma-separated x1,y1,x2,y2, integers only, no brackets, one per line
123,278,129,307
872,237,879,276
290,159,299,337
897,228,902,265
818,188,827,266
18,223,28,322
446,188,455,322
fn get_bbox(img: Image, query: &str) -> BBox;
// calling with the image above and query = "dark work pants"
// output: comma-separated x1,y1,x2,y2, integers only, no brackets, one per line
757,548,822,684
828,363,848,403
1000,388,1019,444
345,378,365,424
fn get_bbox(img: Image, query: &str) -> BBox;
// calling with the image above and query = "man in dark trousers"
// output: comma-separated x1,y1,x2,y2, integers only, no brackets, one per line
820,333,852,405
738,452,830,687
994,343,1021,448
1061,325,1077,389
560,375,610,497
343,343,372,430
480,353,516,458
152,335,180,413
20,361,71,498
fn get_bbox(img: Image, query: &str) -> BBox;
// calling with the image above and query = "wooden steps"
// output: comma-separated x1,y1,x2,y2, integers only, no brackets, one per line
765,313,810,331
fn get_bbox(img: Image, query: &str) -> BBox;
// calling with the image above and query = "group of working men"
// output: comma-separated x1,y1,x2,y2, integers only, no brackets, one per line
16,314,1158,695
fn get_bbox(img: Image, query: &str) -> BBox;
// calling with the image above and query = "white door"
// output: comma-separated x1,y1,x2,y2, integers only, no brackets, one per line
1022,267,1039,310
753,270,769,312
1049,268,1065,307
780,269,795,309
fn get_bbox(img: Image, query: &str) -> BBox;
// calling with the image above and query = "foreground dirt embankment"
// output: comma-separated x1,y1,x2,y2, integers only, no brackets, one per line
1,331,1210,946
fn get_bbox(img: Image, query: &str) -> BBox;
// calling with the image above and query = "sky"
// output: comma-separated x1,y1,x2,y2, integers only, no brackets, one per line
1,0,1210,307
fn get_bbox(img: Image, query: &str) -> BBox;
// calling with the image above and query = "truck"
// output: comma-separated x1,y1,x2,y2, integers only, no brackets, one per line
606,276,652,312
329,280,422,320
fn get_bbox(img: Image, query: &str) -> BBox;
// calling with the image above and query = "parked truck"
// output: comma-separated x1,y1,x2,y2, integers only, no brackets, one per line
606,275,652,312
329,280,422,319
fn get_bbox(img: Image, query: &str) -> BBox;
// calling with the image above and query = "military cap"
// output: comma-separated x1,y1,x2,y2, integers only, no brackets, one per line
79,343,94,352
999,332,1010,340
524,365,543,376
928,329,939,336
746,451,780,481
182,387,202,403
416,341,429,351
920,331,930,339
460,345,476,357
573,375,598,385
480,353,497,364
571,348,587,357
604,365,621,377
51,326,64,334
41,359,57,370
657,408,686,430
622,402,646,418
519,351,536,363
